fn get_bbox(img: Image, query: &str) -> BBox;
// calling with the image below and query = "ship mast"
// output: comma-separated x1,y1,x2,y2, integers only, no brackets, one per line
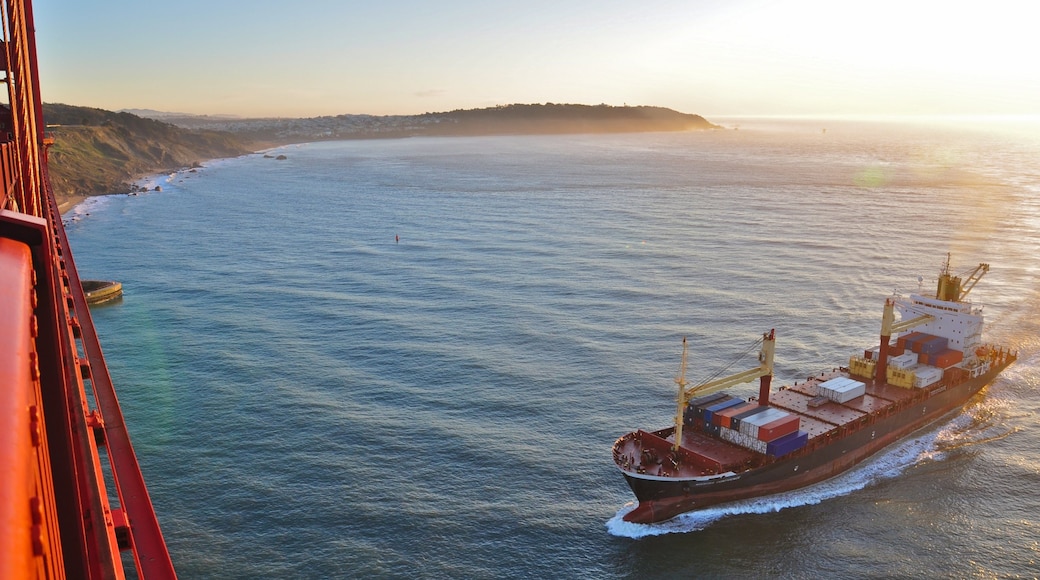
672,331,776,451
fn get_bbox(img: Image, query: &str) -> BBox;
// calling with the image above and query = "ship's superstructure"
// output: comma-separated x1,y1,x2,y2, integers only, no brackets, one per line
613,257,1015,524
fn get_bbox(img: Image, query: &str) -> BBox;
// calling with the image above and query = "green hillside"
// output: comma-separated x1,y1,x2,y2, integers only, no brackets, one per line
44,103,251,207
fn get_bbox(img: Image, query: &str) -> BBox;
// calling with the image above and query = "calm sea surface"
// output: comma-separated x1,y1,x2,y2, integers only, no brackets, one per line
65,119,1040,578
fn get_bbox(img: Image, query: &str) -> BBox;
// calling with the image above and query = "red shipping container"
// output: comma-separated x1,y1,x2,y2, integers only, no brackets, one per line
896,332,922,351
757,414,800,442
908,333,935,353
933,349,964,368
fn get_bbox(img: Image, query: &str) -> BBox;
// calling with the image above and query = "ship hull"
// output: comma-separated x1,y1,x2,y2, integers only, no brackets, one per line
619,361,1012,524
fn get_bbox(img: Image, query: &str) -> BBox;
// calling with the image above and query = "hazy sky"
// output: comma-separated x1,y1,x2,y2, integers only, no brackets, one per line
33,0,1040,118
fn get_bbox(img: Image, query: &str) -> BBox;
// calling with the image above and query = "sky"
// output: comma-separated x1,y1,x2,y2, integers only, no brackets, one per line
32,0,1040,119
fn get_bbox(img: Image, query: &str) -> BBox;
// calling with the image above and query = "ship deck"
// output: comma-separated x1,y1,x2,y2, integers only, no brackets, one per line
770,370,919,439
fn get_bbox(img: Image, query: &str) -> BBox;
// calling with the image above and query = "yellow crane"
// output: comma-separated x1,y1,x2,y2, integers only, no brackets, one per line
671,330,775,451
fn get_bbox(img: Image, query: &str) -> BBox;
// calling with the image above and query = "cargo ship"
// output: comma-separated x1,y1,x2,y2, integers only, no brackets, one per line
612,257,1016,524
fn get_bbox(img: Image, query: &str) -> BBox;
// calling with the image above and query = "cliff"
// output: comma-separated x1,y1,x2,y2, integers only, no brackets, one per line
43,103,252,208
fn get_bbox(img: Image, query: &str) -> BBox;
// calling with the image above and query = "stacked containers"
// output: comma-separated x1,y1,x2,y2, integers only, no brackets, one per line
739,407,783,439
896,331,924,351
741,408,798,441
704,398,746,425
715,404,805,455
714,401,758,429
918,335,948,355
921,348,963,368
720,426,767,454
683,392,728,426
818,376,866,403
848,355,876,380
731,405,768,433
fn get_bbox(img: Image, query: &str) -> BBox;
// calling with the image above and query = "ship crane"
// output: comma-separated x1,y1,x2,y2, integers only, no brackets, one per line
671,330,775,451
938,256,989,302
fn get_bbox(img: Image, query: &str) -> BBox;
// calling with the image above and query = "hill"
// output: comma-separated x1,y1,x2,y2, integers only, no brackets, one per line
44,103,719,210
43,103,252,209
161,103,719,142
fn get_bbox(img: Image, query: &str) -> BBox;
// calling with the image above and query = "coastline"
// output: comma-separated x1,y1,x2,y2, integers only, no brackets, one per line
58,194,89,214
57,149,273,216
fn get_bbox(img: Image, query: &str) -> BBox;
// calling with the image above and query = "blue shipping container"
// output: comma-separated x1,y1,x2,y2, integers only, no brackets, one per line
920,336,949,355
688,392,728,409
766,430,809,457
704,397,745,422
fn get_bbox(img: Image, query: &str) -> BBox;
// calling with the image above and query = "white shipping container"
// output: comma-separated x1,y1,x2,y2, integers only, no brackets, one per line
820,376,856,391
913,365,943,388
744,408,787,427
889,352,919,369
721,427,767,454
740,408,786,439
818,376,866,402
720,426,742,446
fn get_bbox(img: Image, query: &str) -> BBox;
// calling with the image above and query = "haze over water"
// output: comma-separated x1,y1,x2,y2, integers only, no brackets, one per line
66,118,1040,578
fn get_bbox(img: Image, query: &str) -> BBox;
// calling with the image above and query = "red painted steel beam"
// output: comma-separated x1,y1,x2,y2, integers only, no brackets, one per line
2,0,179,576
43,172,178,579
0,237,36,579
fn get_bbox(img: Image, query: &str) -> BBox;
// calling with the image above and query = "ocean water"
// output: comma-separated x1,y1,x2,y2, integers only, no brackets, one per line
64,118,1040,579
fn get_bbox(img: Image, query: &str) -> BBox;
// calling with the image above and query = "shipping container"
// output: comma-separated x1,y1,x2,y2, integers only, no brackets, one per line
887,366,916,389
687,392,729,422
913,365,943,388
740,408,788,439
720,426,768,454
705,397,745,424
819,376,867,402
864,346,881,360
703,396,738,420
849,355,876,380
906,332,934,353
715,401,757,429
896,331,923,351
920,336,949,355
688,392,729,408
766,430,809,457
758,414,801,442
931,348,964,368
732,405,768,432
889,352,919,369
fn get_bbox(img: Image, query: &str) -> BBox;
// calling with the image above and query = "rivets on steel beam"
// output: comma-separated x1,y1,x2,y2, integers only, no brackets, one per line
29,405,40,447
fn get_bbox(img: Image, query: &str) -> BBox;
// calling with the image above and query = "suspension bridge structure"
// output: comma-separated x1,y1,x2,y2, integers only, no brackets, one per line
1,0,176,577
